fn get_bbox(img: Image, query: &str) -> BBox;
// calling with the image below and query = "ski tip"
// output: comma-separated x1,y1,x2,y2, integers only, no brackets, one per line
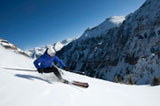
72,81,89,88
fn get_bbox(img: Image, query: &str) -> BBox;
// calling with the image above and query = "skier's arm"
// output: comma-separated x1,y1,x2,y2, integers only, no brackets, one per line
33,57,42,69
54,56,66,68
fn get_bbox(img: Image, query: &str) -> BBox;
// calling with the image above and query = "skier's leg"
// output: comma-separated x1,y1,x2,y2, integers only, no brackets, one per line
51,66,69,84
51,66,62,80
43,67,69,84
43,68,53,73
43,66,62,80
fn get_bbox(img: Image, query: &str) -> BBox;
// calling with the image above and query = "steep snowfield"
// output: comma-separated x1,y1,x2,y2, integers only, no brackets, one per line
0,45,160,106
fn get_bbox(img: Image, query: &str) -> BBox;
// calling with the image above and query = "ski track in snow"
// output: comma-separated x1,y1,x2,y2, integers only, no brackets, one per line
0,45,160,106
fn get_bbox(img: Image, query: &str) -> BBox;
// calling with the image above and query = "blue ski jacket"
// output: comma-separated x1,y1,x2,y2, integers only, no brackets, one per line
33,50,66,69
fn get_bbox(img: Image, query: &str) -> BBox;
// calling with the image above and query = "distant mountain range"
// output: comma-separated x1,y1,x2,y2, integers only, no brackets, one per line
24,38,73,58
0,38,73,59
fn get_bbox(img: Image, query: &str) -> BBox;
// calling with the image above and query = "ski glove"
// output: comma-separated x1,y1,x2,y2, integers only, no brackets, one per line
64,67,69,71
37,68,43,74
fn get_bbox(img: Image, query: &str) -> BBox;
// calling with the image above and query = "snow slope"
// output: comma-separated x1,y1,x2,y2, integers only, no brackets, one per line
0,43,160,106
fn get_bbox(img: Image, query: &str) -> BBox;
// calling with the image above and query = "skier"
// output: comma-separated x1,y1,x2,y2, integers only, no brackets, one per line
33,46,69,83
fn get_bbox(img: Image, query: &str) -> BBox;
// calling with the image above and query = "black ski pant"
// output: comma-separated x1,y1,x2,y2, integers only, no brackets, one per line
43,66,62,80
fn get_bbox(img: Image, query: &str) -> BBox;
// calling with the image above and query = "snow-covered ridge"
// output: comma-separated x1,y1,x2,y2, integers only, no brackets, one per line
108,16,125,25
0,38,30,57
80,16,125,40
25,38,73,58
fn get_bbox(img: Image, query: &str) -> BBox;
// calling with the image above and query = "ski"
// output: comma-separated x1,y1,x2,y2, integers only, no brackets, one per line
61,79,89,88
69,80,89,88
71,81,89,88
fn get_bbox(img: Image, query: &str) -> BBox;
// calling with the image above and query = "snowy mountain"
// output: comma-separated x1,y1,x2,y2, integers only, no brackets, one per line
25,38,73,58
57,0,160,85
24,16,125,59
0,40,160,106
80,16,125,40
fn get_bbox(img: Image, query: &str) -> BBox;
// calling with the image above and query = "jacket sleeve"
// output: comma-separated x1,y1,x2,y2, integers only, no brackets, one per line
33,57,42,69
54,56,66,68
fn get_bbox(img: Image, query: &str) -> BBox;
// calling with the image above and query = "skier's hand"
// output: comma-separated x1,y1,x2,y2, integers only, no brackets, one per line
37,68,43,74
64,67,69,71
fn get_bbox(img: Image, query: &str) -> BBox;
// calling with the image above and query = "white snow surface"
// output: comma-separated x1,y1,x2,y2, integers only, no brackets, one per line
0,45,160,106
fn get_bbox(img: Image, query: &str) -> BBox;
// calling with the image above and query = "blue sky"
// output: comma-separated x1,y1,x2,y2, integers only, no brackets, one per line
0,0,145,50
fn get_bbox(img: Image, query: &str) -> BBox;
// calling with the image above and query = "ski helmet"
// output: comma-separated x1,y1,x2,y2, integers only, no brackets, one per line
47,46,56,57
